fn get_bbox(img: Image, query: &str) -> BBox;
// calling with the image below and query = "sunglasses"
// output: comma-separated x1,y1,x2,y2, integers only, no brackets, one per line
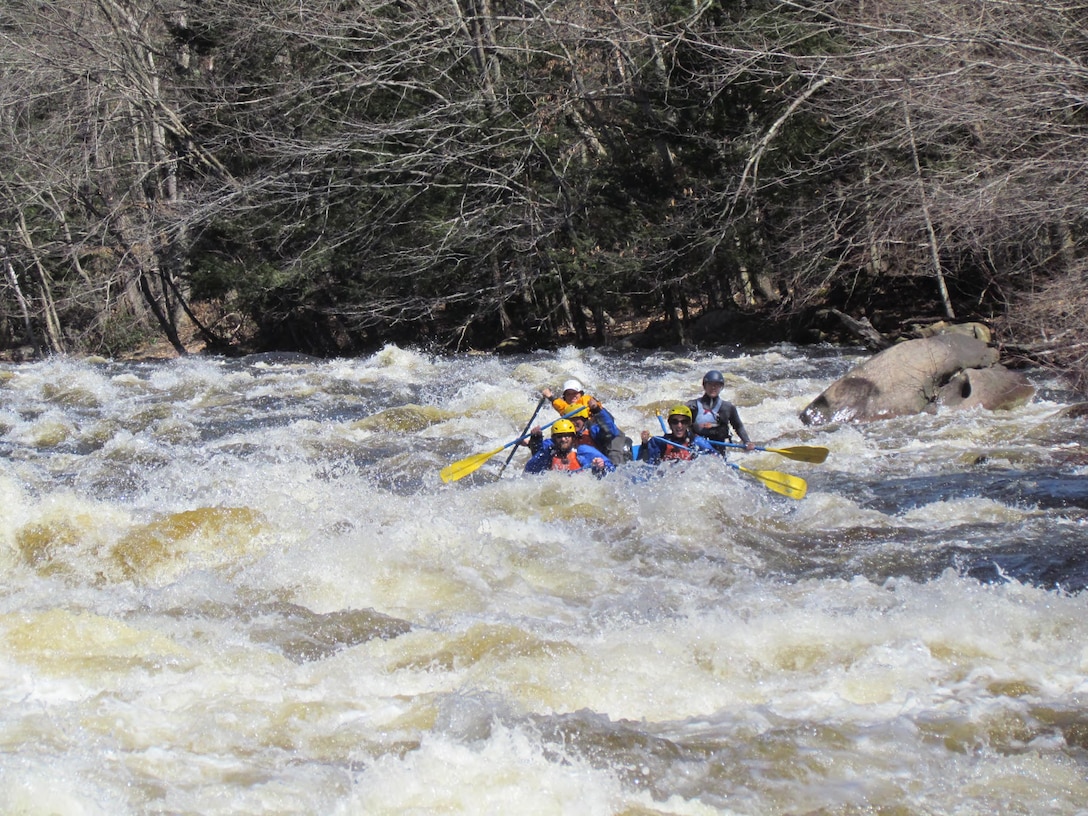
668,417,690,425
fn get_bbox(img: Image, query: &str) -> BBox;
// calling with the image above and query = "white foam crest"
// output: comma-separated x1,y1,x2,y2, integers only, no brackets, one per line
336,723,722,816
440,387,542,432
0,756,132,816
227,458,776,631
4,357,120,408
739,394,821,442
149,358,319,417
503,570,1088,724
785,489,896,530
5,408,78,450
145,355,230,390
362,344,444,380
254,474,610,622
899,497,1032,527
0,490,136,585
787,487,1037,533
0,467,30,563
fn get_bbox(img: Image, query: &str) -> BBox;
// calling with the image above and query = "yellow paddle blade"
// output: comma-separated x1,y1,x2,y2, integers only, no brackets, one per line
738,466,808,500
765,445,829,464
440,445,505,483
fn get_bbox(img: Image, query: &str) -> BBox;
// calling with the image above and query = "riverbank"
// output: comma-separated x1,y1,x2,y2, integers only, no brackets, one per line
0,296,1037,383
113,304,918,359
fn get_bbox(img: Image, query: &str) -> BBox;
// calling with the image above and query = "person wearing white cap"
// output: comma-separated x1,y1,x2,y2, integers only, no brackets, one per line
537,378,632,465
541,379,589,414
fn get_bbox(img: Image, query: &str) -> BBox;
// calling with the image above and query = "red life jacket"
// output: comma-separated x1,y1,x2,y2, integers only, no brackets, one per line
660,433,695,461
551,449,582,471
661,443,694,461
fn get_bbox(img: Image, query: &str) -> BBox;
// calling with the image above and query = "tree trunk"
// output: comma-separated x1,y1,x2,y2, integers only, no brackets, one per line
14,211,64,353
2,246,41,354
904,99,956,321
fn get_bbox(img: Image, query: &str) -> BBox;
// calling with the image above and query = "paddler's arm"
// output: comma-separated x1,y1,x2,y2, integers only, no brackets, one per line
524,441,552,473
576,445,615,476
725,404,756,450
540,387,570,414
637,430,660,464
587,398,620,437
692,435,718,455
523,427,544,454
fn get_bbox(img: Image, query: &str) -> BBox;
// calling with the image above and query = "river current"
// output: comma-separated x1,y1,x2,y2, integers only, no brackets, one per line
1,344,1087,815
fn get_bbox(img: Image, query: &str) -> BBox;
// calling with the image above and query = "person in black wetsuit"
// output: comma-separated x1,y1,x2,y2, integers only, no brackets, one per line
686,369,756,451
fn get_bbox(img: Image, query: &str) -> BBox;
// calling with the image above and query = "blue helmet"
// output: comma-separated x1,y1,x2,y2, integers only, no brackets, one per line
702,369,725,385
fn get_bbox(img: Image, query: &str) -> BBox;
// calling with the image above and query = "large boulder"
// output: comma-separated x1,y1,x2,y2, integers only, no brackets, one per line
800,333,1033,425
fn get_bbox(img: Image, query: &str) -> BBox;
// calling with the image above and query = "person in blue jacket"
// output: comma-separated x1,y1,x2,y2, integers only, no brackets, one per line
569,399,632,465
525,419,615,476
637,405,718,465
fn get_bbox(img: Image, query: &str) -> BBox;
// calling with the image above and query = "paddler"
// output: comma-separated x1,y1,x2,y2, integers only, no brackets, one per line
524,419,615,476
637,405,718,464
541,378,593,415
686,369,756,451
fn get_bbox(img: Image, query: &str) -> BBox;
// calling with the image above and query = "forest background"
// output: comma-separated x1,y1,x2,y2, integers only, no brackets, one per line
1,0,1086,388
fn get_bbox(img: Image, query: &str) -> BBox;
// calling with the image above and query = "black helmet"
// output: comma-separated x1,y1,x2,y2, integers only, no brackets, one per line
702,369,725,385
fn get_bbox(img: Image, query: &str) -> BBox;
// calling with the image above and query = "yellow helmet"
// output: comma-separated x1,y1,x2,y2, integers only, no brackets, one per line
552,419,577,435
570,406,590,419
667,405,692,421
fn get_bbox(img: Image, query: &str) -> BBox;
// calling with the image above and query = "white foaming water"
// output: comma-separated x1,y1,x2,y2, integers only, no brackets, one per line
1,346,1087,814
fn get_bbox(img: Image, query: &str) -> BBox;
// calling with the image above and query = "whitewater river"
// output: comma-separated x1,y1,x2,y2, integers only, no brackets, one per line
2,344,1087,815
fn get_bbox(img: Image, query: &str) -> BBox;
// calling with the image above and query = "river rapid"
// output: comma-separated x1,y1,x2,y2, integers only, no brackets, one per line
2,344,1087,815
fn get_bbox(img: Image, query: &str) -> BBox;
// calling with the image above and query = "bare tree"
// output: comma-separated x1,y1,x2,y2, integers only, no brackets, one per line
2,0,1086,379
159,0,668,349
728,1,1086,330
0,0,222,354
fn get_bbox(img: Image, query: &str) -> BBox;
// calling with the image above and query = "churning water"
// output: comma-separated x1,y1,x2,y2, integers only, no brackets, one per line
1,344,1087,815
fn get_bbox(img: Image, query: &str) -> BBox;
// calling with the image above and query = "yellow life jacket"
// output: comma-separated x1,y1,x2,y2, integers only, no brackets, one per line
551,393,594,416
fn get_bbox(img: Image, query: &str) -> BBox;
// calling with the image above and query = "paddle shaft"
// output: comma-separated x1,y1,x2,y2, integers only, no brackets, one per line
498,396,547,477
709,439,828,464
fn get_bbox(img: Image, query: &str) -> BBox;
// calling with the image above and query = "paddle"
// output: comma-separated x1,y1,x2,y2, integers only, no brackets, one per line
646,434,808,500
497,396,547,479
707,439,829,464
440,406,583,484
